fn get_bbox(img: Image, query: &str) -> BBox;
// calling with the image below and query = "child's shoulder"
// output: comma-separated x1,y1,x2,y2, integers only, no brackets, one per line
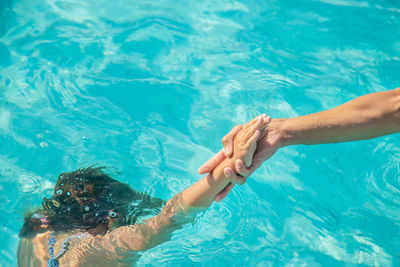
106,225,145,251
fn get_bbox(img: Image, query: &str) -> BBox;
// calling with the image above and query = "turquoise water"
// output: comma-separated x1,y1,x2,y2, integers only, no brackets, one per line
1,0,400,265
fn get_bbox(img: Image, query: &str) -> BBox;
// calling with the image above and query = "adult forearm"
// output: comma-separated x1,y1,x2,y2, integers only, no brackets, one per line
274,88,400,146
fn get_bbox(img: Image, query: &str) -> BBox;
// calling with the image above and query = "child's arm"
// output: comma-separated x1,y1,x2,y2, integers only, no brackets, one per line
109,116,267,251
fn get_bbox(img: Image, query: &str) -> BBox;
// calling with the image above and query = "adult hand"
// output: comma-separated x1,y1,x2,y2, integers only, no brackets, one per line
215,160,250,202
198,115,284,201
198,115,269,174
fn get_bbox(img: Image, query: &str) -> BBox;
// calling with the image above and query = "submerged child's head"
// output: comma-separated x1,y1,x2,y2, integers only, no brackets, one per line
19,167,164,237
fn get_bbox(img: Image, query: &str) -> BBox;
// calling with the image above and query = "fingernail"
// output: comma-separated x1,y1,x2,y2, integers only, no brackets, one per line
224,168,233,177
236,159,244,169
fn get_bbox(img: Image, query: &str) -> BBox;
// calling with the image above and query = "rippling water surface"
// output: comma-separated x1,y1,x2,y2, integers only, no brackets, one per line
1,0,400,266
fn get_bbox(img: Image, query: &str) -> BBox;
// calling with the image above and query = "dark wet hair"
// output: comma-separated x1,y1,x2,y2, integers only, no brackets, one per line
19,167,164,238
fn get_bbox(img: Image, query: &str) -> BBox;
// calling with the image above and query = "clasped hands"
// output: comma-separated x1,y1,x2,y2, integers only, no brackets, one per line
198,114,283,202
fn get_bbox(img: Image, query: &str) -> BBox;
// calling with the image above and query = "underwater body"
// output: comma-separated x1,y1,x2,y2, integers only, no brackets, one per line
1,0,400,266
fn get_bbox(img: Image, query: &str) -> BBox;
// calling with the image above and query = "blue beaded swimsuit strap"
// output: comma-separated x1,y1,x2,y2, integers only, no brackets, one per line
47,232,88,267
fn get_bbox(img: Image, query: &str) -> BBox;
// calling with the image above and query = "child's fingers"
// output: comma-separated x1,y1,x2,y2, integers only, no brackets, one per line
246,129,260,148
259,116,271,131
243,115,271,141
222,125,242,156
248,114,263,125
243,114,266,129
254,116,271,138
243,116,263,140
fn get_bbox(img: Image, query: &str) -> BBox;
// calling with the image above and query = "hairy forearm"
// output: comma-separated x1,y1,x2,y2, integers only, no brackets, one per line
274,88,400,146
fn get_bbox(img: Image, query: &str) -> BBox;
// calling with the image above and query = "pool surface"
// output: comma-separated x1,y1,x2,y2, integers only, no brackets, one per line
1,0,400,266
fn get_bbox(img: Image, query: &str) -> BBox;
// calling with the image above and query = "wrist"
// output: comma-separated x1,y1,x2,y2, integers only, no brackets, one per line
269,118,297,147
212,158,235,182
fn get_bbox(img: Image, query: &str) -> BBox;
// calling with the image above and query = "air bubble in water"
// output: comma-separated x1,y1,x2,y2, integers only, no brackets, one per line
40,142,48,148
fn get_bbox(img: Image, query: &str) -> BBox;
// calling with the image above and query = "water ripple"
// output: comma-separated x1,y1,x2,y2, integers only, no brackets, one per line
1,0,400,265
17,174,42,195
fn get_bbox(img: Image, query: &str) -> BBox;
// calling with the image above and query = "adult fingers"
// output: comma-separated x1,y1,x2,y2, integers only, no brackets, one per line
244,114,266,128
215,183,235,202
235,159,253,177
256,115,271,132
221,125,242,156
243,115,270,145
224,167,247,185
260,116,271,131
197,149,226,174
246,158,263,174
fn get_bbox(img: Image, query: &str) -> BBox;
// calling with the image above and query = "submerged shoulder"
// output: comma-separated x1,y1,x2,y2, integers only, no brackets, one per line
105,225,146,251
17,233,49,267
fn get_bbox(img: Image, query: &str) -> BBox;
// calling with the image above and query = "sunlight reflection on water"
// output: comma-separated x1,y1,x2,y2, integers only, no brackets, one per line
0,0,400,265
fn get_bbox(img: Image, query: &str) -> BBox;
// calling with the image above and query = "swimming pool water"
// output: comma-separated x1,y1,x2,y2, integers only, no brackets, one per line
1,0,400,266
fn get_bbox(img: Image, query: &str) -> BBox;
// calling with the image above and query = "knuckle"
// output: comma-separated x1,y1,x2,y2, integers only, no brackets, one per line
235,125,243,132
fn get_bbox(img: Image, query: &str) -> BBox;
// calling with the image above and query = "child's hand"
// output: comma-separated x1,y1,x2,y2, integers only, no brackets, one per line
231,115,269,167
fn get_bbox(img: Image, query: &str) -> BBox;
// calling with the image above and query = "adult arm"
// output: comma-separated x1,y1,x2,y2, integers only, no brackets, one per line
199,88,400,200
276,88,400,146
